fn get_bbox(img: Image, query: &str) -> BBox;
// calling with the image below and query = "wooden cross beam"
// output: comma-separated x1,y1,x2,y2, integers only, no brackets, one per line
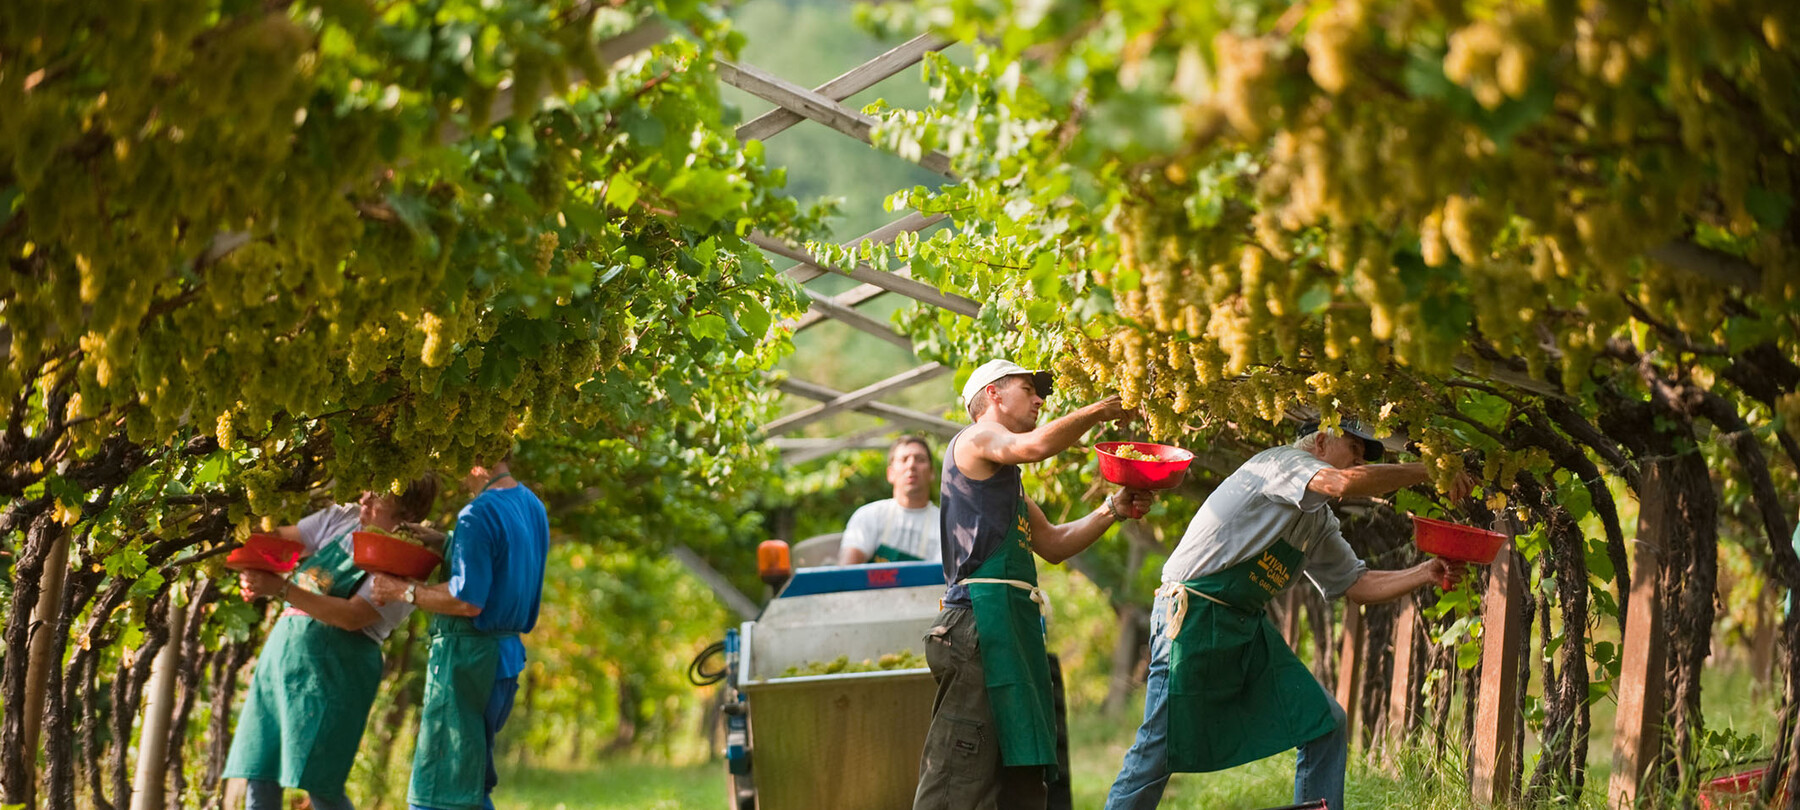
791,274,916,334
671,545,760,620
774,211,952,333
737,34,953,143
791,214,950,332
780,211,946,285
763,363,953,436
770,435,894,453
799,287,911,350
469,21,672,135
776,378,962,438
717,59,958,178
774,428,897,465
754,233,981,317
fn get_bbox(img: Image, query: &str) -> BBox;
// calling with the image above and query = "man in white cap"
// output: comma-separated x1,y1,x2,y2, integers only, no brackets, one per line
913,359,1154,810
1105,419,1475,810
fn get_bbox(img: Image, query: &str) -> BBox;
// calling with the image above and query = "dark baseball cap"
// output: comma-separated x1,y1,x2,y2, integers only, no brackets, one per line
1298,418,1385,462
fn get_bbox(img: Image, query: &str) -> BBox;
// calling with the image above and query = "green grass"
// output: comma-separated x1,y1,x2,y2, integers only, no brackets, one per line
493,761,721,810
1069,703,1298,809
486,662,1783,810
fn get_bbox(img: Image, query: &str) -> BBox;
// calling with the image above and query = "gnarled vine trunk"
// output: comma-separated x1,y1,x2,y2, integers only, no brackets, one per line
1,512,60,807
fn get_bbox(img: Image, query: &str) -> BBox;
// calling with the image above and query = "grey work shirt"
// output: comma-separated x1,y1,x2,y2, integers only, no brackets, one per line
1160,446,1368,599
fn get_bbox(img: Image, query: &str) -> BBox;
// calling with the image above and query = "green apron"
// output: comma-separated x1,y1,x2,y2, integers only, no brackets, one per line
410,471,523,810
1164,539,1338,773
962,489,1059,770
873,543,923,563
408,610,516,808
223,534,383,795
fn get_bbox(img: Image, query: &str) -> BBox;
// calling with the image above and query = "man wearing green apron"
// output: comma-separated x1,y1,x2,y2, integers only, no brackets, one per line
913,359,1153,810
839,435,942,565
370,454,548,810
1106,420,1475,810
223,479,439,810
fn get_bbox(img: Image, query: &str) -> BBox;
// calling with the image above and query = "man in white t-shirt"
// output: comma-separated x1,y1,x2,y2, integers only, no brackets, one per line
838,435,943,564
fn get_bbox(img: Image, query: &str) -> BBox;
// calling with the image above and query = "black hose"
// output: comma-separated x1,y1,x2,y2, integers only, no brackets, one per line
688,639,728,686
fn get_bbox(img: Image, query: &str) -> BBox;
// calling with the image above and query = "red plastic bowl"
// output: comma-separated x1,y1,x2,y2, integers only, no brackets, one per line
353,531,443,580
225,533,304,573
1412,516,1508,564
1095,442,1195,491
1698,766,1787,809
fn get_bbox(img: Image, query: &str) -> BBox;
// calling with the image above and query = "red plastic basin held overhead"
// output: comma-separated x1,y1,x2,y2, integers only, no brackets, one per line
1095,442,1195,491
1411,515,1508,564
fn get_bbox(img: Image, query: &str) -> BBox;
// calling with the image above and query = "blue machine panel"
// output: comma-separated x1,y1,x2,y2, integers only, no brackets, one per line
775,561,945,598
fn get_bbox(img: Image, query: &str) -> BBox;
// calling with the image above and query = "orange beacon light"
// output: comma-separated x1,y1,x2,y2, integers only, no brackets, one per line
757,540,792,588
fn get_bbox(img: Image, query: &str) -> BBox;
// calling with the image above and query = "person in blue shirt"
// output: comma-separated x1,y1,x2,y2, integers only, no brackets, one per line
370,452,549,810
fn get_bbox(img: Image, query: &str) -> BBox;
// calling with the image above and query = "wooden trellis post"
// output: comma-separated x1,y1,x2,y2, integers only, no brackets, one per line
131,586,187,810
1279,589,1303,649
1750,590,1776,696
1610,465,1670,809
1471,540,1526,804
1383,598,1420,764
20,529,69,801
1334,603,1364,744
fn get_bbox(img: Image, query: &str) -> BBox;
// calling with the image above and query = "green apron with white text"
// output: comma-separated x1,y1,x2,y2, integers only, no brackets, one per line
408,611,516,809
964,490,1059,770
222,534,383,796
1164,539,1338,772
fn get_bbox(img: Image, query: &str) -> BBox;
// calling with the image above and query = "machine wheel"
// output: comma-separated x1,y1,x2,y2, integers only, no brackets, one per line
726,771,755,810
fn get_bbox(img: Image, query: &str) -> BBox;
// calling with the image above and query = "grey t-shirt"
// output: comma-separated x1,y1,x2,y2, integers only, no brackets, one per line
295,504,416,643
1161,446,1368,599
842,499,942,562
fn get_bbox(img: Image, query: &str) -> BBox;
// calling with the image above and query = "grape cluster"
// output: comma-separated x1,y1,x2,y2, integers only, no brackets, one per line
533,230,560,278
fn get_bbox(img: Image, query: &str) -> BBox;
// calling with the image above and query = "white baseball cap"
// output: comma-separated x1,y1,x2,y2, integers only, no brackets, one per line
960,359,1055,410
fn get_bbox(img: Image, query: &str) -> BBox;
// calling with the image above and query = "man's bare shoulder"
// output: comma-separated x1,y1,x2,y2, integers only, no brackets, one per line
957,422,1011,456
953,422,1010,476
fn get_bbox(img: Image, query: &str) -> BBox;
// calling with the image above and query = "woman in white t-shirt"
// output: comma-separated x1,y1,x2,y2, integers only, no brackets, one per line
222,477,438,810
839,436,943,564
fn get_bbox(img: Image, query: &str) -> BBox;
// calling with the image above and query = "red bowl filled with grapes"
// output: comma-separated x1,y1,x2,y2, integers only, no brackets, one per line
353,530,443,579
1095,442,1195,490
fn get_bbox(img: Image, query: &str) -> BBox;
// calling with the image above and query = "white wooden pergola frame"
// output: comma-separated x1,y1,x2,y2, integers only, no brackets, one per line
719,33,982,462
201,24,975,465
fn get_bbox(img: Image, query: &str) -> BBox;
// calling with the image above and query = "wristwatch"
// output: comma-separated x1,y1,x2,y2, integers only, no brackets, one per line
1101,495,1126,521
403,583,417,604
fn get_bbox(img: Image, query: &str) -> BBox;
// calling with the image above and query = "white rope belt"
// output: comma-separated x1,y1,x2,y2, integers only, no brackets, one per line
1157,581,1232,641
961,578,1052,617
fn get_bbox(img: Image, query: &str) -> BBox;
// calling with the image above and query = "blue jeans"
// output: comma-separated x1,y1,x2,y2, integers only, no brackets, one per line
243,779,355,810
411,675,519,810
1105,592,1349,810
